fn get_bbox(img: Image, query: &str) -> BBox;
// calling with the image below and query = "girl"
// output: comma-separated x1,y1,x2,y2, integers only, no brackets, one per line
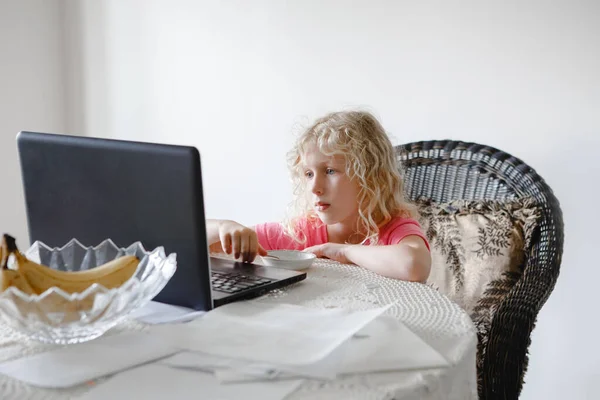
206,111,431,282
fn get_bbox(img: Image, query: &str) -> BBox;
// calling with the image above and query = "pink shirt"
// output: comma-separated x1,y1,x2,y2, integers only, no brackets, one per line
255,216,430,251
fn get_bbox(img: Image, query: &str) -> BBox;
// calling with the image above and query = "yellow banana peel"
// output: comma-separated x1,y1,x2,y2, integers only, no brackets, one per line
1,234,140,295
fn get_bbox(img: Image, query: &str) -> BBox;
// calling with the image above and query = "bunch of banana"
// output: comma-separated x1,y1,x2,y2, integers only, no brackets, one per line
0,234,140,295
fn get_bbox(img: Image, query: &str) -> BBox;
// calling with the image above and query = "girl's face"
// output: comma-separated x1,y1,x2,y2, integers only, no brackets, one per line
301,143,361,227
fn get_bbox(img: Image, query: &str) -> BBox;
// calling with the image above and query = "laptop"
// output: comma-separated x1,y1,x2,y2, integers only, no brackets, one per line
16,131,307,311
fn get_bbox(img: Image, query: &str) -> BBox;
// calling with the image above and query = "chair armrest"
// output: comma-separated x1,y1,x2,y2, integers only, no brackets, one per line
481,263,556,399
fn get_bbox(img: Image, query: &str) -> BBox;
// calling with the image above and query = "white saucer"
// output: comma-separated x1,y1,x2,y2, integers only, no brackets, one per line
261,250,317,270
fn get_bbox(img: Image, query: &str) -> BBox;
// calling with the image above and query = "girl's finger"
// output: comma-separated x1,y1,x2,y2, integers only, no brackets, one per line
221,232,232,254
248,234,259,262
232,231,241,259
258,244,268,257
241,233,251,263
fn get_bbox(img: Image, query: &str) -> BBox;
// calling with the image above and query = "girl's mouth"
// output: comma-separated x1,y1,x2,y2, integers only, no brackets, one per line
316,202,330,211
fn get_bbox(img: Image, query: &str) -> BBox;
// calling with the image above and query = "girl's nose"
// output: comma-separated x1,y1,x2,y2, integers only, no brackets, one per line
311,176,324,195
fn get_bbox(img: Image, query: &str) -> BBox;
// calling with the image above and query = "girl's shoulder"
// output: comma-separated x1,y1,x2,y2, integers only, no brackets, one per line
378,215,429,249
380,215,423,232
255,214,326,250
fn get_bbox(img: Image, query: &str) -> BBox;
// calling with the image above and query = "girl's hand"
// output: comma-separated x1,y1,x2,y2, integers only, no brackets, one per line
304,243,351,264
218,220,267,263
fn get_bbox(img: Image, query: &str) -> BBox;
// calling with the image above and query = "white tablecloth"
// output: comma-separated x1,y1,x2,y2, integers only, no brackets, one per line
0,259,477,400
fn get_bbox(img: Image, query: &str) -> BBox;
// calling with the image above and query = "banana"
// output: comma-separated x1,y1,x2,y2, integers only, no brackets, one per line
19,255,140,294
0,268,36,294
0,235,8,269
1,234,140,294
1,236,36,294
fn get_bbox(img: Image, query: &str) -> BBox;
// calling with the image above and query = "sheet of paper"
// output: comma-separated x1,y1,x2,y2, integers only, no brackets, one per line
76,363,304,400
160,345,345,382
207,316,449,383
160,351,236,372
211,315,449,382
216,337,352,382
215,344,345,382
338,315,449,374
214,368,298,383
128,300,205,324
154,301,393,366
0,331,179,388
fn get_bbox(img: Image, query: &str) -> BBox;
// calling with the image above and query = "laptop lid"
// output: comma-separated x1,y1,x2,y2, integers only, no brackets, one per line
17,131,213,311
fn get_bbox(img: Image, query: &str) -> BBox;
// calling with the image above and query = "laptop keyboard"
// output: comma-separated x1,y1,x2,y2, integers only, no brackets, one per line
211,271,274,294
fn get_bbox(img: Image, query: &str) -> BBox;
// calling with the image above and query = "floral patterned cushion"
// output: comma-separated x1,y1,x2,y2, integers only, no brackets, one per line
416,197,541,315
415,197,541,385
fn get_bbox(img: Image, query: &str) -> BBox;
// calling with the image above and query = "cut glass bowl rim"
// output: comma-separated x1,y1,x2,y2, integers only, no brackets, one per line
1,237,177,301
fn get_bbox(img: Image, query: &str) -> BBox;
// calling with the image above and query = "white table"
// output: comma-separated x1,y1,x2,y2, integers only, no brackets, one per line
0,259,477,400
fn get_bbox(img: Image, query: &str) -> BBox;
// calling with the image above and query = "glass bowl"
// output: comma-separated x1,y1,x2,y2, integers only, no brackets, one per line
0,239,177,344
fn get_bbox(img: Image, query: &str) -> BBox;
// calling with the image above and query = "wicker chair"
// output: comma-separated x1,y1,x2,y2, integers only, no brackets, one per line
396,140,564,400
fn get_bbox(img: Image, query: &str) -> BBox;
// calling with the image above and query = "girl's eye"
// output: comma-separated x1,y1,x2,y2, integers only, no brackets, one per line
304,171,314,178
326,168,335,175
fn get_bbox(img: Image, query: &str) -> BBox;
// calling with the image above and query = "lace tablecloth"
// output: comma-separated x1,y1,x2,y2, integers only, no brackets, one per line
0,259,477,400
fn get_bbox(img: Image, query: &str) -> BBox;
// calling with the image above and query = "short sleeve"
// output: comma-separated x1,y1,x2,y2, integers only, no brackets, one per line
380,218,430,251
254,217,327,251
254,222,304,251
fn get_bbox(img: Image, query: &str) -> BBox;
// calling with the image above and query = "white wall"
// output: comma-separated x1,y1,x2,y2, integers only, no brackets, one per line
0,0,67,246
2,0,599,398
68,2,600,398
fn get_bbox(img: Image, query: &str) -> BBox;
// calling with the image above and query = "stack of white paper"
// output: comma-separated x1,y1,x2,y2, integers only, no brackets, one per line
0,331,180,388
338,314,449,374
153,301,393,366
156,314,450,383
0,300,450,400
76,364,304,400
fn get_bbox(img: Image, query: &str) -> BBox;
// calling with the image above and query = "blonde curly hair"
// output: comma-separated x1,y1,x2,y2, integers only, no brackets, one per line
284,110,418,245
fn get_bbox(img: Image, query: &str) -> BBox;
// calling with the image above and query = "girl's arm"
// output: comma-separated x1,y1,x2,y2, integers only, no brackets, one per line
306,236,431,282
345,236,431,282
206,219,227,246
206,219,228,254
